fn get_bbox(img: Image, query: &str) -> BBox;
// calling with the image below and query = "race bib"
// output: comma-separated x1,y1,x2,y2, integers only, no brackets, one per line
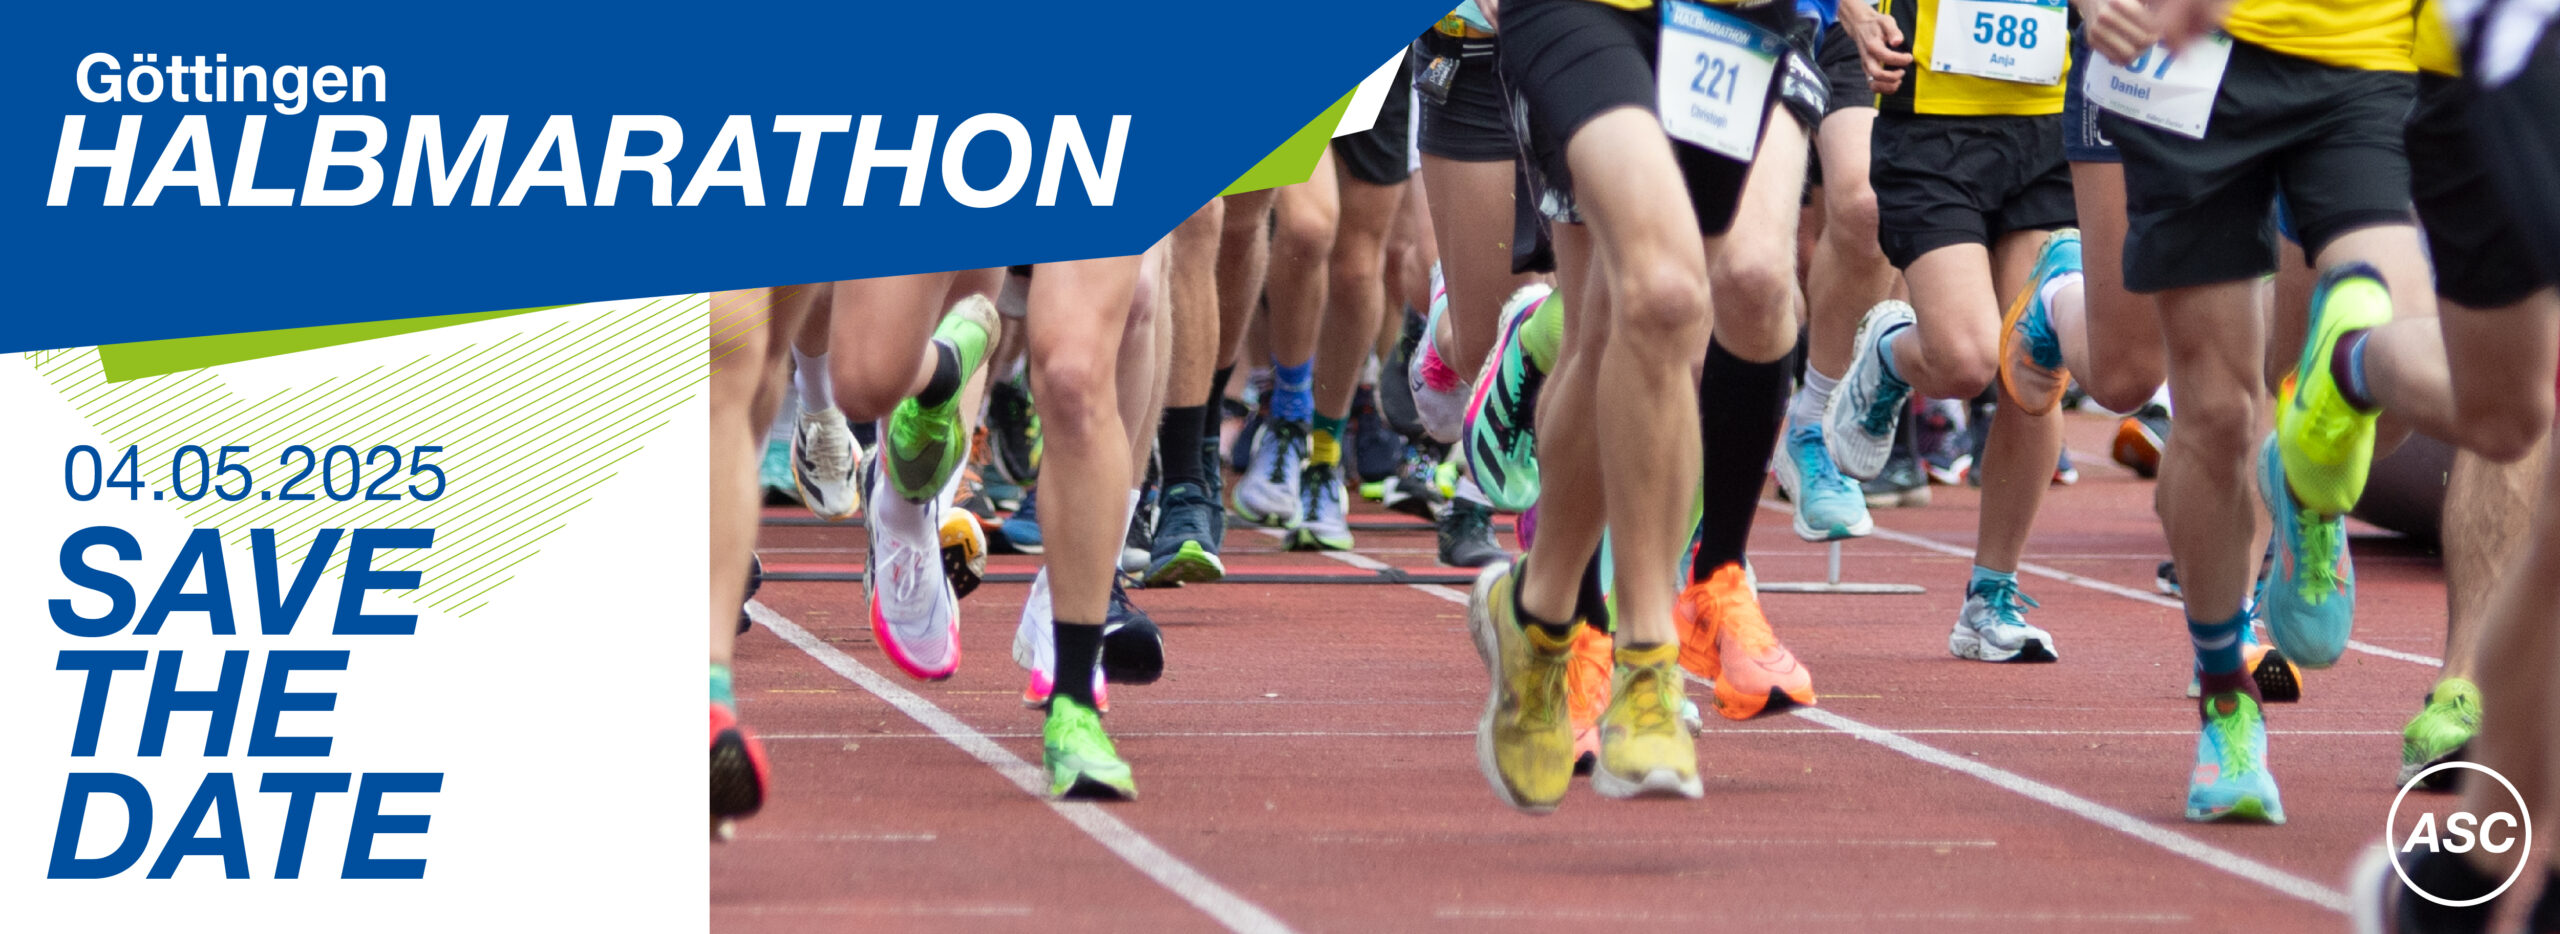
1931,0,2067,85
2084,34,2234,139
1658,0,1783,161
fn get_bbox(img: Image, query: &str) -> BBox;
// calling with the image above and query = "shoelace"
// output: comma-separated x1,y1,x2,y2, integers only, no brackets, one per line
1300,465,1339,518
806,422,853,477
2208,696,2261,775
879,535,931,607
2295,508,2342,601
1860,375,1912,437
1792,429,1854,495
1519,647,1568,731
1974,577,2042,627
1263,426,1304,484
1617,664,1677,733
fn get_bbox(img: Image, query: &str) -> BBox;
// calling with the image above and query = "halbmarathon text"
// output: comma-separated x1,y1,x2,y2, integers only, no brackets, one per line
55,54,1133,209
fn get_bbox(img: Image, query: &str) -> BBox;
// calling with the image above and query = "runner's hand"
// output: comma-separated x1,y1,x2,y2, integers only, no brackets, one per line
2143,0,2233,48
2082,0,2162,65
1840,1,1912,94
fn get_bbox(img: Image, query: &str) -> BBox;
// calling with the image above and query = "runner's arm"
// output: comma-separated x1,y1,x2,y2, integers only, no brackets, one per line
1839,0,1912,93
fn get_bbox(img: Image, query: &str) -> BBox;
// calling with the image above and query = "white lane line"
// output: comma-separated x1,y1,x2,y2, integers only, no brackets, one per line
1765,501,2446,668
748,602,1296,934
1358,551,2352,914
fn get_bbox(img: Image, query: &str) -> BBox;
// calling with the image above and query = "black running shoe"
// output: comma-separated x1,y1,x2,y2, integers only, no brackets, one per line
987,376,1040,485
1380,448,1448,521
1438,497,1506,568
1145,481,1226,586
1379,304,1428,437
1102,574,1164,685
1352,386,1407,484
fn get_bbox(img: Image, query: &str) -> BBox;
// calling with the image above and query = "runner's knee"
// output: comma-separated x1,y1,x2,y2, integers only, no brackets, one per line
1707,248,1800,360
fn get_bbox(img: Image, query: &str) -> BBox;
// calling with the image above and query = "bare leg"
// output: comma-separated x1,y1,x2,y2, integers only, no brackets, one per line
2049,162,2167,410
1315,167,1408,418
1217,189,1277,369
1266,156,1342,373
1805,108,1894,385
1421,154,1539,374
1028,258,1147,623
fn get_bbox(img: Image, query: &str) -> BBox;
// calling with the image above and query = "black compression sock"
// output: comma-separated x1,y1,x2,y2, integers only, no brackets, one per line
1694,339,1793,579
1207,366,1236,418
1159,405,1207,487
914,341,963,408
1052,621,1105,708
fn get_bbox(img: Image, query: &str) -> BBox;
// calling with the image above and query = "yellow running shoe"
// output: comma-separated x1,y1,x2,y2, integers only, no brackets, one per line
1467,562,1579,813
1566,623,1614,776
1592,642,1704,799
2277,264,2393,516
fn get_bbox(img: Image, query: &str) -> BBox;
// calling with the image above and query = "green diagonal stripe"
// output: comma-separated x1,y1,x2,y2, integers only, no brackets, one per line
1222,90,1356,196
98,307,562,382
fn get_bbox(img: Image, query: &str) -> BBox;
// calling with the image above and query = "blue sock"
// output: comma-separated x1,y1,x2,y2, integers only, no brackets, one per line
1967,565,2014,595
1272,359,1314,424
1877,327,1912,387
2188,609,2250,676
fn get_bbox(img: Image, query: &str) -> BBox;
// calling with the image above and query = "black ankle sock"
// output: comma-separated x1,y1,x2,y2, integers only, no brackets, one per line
1694,340,1793,579
1208,365,1236,412
915,342,962,408
1052,621,1105,708
1159,405,1207,487
1511,563,1579,641
2403,850,2499,931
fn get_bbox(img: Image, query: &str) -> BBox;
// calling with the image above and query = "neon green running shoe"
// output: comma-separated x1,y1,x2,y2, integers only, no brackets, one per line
1043,695,1136,800
2398,677,2480,790
2277,263,2392,516
885,295,1000,502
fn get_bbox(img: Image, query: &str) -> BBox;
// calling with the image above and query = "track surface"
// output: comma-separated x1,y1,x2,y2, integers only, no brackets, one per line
714,415,2477,932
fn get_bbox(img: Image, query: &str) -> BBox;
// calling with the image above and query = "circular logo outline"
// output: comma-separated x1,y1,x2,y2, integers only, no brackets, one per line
2386,761,2533,908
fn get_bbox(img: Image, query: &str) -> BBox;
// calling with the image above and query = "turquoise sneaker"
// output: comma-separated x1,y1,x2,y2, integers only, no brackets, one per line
1998,229,2080,416
1462,288,1550,511
884,295,999,502
1772,424,1872,542
2187,691,2284,823
2256,434,2355,668
1043,695,1136,800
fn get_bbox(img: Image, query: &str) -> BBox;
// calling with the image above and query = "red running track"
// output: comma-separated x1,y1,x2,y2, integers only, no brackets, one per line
713,415,2488,933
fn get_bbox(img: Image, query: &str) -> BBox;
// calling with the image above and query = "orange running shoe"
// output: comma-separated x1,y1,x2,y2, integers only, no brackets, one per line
1565,623,1613,775
1677,562,1816,719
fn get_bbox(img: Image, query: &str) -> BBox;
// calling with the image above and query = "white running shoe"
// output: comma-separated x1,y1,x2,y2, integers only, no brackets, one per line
1011,568,1108,709
1231,420,1307,527
1949,577,2059,663
1823,301,1918,482
793,406,863,520
1409,280,1483,445
866,461,959,680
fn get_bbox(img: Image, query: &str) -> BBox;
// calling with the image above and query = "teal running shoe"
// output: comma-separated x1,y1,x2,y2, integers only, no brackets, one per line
2187,691,2284,823
1823,301,1918,481
1998,229,2080,416
2256,434,2355,668
1044,695,1136,800
1772,424,1872,541
884,295,999,502
1463,287,1551,511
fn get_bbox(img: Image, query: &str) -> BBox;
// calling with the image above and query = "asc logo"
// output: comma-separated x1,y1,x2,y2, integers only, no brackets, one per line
2388,762,2533,907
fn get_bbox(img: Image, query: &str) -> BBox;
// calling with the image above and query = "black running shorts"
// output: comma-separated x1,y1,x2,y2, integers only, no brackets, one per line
1332,54,1416,187
2409,73,2552,308
1417,31,1515,162
1870,112,2076,269
2105,40,2416,293
2466,22,2560,296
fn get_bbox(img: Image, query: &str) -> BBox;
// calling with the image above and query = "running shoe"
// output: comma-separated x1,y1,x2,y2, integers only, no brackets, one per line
1103,573,1165,685
986,375,1040,485
791,406,863,520
1824,300,1919,480
1044,695,1136,800
1380,303,1428,437
761,437,799,505
1463,286,1554,511
1918,398,1973,485
2156,560,2181,596
957,461,1005,532
865,464,961,680
710,703,771,837
1676,562,1817,719
738,552,762,635
1439,496,1506,568
1001,485,1044,554
2187,691,2284,823
1951,575,2058,662
1287,462,1354,551
1379,447,1448,521
941,503,988,600
1233,419,1308,527
2054,447,2081,485
1772,424,1874,540
1012,570,1109,712
2278,263,2394,516
2184,626,2304,703
2399,677,2480,791
1145,481,1226,586
1467,561,1579,813
1410,279,1485,445
1198,436,1227,547
1566,623,1613,776
2257,433,2356,668
1352,387,1406,484
1865,438,1933,508
2113,402,2171,479
1997,228,2081,416
883,295,999,502
1121,487,1155,575
1592,642,1704,799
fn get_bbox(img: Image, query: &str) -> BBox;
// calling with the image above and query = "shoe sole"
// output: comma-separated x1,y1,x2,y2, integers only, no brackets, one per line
2186,796,2284,824
1056,774,1138,802
1144,542,1227,587
1996,272,2068,418
1467,564,1558,815
1712,684,1814,721
2114,420,2164,479
1824,304,1914,481
1590,765,1704,800
1949,630,2060,663
1285,527,1354,552
2397,744,2470,791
